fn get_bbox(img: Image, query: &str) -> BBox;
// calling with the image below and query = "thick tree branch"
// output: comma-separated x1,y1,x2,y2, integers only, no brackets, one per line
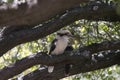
3,1,120,34
0,2,120,56
0,0,89,27
23,50,120,80
0,40,120,80
0,1,119,80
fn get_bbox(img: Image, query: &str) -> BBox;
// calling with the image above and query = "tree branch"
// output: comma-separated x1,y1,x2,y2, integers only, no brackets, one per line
0,1,120,56
0,40,120,80
3,1,120,34
23,50,120,80
0,0,89,27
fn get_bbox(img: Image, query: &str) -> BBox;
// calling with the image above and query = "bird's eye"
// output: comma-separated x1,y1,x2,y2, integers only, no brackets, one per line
60,34,64,36
64,33,70,36
57,33,60,35
57,33,64,36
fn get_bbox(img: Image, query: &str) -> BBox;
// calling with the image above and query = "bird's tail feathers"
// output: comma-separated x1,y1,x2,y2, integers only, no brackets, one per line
48,66,54,73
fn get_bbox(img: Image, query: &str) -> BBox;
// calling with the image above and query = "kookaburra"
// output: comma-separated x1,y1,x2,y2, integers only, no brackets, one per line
48,30,73,74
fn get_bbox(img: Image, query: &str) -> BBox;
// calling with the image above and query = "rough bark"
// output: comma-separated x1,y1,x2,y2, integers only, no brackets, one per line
23,50,120,80
0,0,89,27
0,2,120,56
0,1,120,80
0,40,120,80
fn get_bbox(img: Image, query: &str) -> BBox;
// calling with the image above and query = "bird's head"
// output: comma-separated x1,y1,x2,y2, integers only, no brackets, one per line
56,30,73,40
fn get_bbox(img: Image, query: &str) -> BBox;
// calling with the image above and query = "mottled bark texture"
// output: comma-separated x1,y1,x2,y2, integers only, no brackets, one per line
0,0,120,80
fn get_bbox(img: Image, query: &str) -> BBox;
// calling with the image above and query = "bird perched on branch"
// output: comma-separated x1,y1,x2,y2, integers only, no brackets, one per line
47,30,73,75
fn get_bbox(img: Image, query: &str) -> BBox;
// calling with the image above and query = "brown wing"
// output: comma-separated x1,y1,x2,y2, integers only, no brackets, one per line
48,39,58,54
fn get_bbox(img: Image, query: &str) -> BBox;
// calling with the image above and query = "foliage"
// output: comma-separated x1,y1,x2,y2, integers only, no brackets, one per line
62,20,120,80
0,19,120,79
0,0,120,79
